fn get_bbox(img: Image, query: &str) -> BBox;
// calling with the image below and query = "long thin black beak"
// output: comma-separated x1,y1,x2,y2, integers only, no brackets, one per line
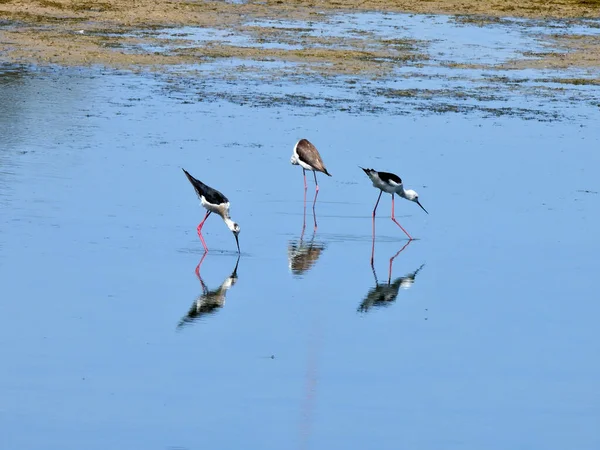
416,200,429,215
234,234,240,253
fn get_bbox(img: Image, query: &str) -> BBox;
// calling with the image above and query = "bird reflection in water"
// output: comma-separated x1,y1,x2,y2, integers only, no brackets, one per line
177,253,240,328
359,240,425,313
287,186,326,276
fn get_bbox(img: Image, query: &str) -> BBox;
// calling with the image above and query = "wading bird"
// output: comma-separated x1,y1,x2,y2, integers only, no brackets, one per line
290,138,332,192
361,167,428,240
182,168,240,253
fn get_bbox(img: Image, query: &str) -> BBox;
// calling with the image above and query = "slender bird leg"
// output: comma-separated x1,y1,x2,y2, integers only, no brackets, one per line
370,191,383,265
372,191,383,232
194,251,209,294
313,171,319,193
391,194,413,240
312,188,319,232
387,240,412,284
197,211,211,234
373,191,383,218
196,211,212,252
303,169,307,191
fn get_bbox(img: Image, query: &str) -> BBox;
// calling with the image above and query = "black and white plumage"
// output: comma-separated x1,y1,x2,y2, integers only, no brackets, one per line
363,169,403,191
182,168,240,253
361,167,428,240
290,138,331,191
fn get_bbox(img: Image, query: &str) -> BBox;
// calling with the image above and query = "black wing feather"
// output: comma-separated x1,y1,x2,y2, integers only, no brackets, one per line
361,167,402,184
182,168,229,205
377,171,402,185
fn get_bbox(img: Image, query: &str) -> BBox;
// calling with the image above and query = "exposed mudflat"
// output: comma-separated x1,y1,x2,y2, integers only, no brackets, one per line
1,0,600,73
4,6,598,121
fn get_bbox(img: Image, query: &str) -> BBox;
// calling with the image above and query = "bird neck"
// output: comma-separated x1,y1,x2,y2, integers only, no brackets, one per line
223,216,236,231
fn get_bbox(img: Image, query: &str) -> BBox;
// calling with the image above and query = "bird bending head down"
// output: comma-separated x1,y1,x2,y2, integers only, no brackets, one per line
182,167,241,253
360,167,428,214
224,217,241,252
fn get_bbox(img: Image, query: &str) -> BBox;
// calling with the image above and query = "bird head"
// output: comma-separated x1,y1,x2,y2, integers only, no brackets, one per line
405,189,428,214
224,218,241,253
231,222,241,236
231,222,241,253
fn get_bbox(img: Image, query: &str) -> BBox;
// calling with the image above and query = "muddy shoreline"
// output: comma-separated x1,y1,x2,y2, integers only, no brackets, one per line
1,0,600,72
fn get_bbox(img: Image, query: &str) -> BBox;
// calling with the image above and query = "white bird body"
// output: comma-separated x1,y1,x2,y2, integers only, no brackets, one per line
200,195,230,217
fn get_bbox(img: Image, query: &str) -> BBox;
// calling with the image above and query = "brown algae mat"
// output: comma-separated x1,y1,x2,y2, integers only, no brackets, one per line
1,0,600,74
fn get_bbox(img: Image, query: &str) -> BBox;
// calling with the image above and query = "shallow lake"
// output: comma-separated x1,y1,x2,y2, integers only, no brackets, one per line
1,10,599,450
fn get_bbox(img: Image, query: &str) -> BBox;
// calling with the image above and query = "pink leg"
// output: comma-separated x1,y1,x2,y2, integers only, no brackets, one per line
196,211,211,252
303,169,308,191
372,191,383,218
391,194,413,240
372,191,383,231
371,191,383,265
313,171,319,193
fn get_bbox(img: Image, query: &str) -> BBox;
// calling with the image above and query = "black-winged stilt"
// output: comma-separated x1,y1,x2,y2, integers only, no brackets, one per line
361,167,428,240
182,168,240,253
290,138,332,192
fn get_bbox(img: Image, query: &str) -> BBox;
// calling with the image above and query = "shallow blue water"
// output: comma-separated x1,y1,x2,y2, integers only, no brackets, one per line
1,39,600,450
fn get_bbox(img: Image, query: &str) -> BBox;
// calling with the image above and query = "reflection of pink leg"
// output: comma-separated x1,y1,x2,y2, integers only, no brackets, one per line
388,240,411,284
194,252,209,292
391,194,413,240
312,189,319,232
196,211,212,252
371,233,376,266
300,187,307,242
